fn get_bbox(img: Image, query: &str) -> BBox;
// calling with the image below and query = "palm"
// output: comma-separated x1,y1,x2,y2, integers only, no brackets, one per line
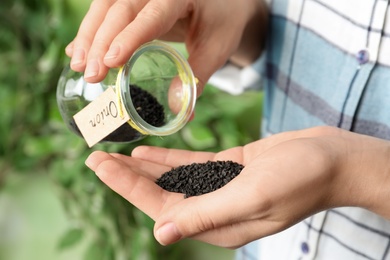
88,146,247,220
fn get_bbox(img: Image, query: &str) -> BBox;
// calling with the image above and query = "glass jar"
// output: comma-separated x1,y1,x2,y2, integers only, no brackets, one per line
56,41,197,144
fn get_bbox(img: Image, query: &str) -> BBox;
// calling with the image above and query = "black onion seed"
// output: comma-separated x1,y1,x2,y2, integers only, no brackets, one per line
156,161,244,198
69,84,165,142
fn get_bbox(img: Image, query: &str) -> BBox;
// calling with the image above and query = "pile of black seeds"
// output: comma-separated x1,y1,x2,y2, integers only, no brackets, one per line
70,84,166,142
156,161,244,198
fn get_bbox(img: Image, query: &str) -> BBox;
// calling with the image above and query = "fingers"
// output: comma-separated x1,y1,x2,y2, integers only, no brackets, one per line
109,152,171,180
131,146,216,167
71,0,148,82
185,34,236,96
168,217,281,248
86,150,269,248
153,218,257,247
65,41,74,57
187,48,222,96
70,0,115,72
103,0,184,68
86,151,183,219
153,168,272,246
168,77,187,114
84,0,149,82
69,0,190,83
191,220,269,248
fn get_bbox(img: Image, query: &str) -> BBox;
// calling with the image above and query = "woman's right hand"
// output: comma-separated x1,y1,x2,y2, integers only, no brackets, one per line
65,0,267,94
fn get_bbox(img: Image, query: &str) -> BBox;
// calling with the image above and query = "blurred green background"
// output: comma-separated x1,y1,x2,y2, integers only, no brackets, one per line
0,0,263,259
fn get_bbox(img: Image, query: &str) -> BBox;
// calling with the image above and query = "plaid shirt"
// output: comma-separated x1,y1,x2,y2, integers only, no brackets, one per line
237,0,390,259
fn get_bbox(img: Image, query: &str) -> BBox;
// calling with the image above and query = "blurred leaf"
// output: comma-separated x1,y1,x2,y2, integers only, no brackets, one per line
214,92,259,118
130,227,154,260
38,41,62,73
181,124,217,150
84,241,105,260
66,0,92,20
57,228,84,251
83,236,116,260
24,136,57,158
214,118,242,149
191,102,220,124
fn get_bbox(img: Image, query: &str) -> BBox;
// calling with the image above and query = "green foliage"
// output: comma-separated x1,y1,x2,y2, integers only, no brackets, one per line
58,228,85,250
0,0,263,259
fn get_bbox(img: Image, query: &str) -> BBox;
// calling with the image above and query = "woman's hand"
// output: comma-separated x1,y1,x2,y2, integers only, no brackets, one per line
66,0,268,93
85,126,390,248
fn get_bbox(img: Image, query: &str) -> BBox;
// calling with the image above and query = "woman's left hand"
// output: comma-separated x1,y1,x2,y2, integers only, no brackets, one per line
86,126,390,247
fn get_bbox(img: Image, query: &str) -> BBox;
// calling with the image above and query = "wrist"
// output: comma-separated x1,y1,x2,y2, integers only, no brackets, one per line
358,138,390,218
329,131,390,219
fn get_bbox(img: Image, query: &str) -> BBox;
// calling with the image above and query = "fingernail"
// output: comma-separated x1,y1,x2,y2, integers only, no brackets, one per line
71,48,85,66
156,223,182,245
85,154,93,169
84,60,99,78
65,43,74,55
104,45,120,60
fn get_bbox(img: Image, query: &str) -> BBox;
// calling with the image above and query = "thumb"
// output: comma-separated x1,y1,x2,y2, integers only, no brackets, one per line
153,173,260,245
187,42,231,97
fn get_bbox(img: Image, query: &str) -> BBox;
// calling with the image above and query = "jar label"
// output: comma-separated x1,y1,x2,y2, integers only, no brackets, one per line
73,87,130,147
